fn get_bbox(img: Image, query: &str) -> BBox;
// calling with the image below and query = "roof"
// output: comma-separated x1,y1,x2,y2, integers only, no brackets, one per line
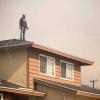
0,39,32,48
0,39,93,65
0,79,46,97
79,85,100,94
0,79,24,88
34,78,100,99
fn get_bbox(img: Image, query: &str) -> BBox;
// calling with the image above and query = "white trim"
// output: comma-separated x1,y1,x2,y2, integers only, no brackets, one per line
39,54,54,59
39,54,55,77
0,86,33,92
77,91,100,96
0,86,46,95
0,93,3,100
60,60,74,81
60,60,74,65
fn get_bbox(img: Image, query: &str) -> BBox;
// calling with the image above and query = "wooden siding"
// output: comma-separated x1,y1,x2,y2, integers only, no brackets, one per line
28,48,81,88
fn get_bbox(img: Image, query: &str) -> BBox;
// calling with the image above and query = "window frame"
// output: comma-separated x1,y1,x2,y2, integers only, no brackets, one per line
60,60,74,81
39,54,55,77
0,93,3,100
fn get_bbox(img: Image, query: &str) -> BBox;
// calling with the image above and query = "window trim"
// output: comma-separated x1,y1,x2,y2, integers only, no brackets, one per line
39,54,55,77
60,60,74,81
0,93,3,100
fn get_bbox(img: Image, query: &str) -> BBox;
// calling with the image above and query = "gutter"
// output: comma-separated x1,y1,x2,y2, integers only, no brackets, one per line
77,90,100,96
77,91,100,99
0,86,46,97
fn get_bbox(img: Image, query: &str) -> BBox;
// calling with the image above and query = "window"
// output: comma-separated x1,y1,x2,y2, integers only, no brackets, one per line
61,61,74,80
40,54,55,76
0,93,3,100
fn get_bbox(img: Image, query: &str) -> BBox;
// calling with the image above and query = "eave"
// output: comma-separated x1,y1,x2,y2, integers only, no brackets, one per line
32,43,93,66
0,86,46,97
77,91,100,99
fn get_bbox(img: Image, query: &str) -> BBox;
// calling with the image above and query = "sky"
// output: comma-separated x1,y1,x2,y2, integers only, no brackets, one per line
0,0,100,88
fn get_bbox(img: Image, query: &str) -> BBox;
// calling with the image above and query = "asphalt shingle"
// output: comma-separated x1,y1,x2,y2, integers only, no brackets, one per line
0,79,24,89
0,39,32,48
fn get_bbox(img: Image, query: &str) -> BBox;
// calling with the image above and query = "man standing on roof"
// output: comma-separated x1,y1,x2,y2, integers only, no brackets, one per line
19,14,29,40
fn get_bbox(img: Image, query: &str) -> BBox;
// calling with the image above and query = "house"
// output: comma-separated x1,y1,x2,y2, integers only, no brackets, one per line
0,39,100,100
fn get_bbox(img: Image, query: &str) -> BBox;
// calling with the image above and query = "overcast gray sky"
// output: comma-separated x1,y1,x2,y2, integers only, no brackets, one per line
0,0,100,88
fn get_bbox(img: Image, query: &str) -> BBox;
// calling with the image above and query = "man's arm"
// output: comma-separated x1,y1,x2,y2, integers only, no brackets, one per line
26,21,29,30
19,18,22,29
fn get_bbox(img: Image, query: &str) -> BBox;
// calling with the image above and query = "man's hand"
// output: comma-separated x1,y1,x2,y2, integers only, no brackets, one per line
27,27,29,30
19,26,22,29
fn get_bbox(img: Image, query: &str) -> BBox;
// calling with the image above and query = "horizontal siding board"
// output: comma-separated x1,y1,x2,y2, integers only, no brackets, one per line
29,65,39,69
29,62,39,66
29,67,39,70
29,80,81,86
74,70,81,74
29,71,81,81
74,74,81,78
29,73,81,85
29,77,81,84
29,71,81,85
29,70,39,74
29,73,81,86
74,72,81,76
29,71,81,80
29,80,80,87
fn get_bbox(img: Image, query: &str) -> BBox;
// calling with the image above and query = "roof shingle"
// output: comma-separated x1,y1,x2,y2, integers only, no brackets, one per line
0,39,32,48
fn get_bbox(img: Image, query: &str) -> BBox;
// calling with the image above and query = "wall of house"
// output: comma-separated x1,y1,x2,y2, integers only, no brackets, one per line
3,93,13,100
1,92,30,100
0,47,28,87
28,48,81,88
36,84,98,100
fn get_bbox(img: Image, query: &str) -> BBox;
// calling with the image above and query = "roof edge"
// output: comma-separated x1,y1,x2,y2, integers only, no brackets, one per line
32,43,93,66
77,91,100,99
0,86,46,97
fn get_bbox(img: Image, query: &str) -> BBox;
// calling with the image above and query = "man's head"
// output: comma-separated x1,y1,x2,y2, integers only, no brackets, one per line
22,14,25,19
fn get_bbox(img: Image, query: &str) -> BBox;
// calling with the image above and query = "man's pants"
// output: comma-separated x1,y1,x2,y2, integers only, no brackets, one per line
20,27,26,40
